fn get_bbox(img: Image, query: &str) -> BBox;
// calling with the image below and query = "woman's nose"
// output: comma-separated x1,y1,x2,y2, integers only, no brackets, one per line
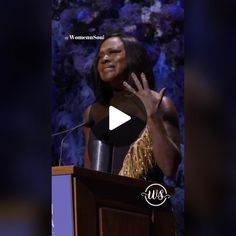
100,54,110,63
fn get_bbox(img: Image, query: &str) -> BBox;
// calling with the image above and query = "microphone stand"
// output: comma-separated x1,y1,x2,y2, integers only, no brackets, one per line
52,120,93,166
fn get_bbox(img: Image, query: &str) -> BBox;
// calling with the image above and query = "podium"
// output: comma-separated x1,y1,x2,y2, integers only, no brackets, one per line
52,166,175,236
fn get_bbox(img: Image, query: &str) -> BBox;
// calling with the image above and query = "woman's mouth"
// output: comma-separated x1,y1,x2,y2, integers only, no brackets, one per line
103,65,115,72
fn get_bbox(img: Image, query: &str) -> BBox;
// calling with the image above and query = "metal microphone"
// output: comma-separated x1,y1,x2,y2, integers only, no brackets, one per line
52,119,94,166
51,119,94,137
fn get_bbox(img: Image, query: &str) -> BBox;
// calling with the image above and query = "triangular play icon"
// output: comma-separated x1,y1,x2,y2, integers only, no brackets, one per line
109,106,131,131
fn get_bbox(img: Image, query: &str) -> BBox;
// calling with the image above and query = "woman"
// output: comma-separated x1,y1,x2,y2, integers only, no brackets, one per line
83,35,181,181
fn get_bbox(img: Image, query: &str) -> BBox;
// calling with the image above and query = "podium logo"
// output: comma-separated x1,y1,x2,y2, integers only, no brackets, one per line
141,183,171,207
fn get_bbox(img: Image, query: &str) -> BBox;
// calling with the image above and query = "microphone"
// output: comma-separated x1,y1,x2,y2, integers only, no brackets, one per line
51,119,94,137
52,119,94,166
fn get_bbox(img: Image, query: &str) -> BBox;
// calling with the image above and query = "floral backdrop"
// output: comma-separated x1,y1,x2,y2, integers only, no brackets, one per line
52,0,184,234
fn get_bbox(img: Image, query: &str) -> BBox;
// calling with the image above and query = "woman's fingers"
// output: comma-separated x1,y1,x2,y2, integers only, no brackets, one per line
123,81,137,95
159,87,166,99
157,88,166,109
141,72,149,90
131,72,143,91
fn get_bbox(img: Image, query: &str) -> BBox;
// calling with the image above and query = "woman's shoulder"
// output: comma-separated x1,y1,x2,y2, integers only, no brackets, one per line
84,102,108,124
151,93,178,120
161,96,178,115
83,105,92,122
84,102,106,113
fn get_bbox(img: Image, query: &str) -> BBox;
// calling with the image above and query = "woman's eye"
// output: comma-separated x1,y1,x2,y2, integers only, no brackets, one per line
110,49,121,54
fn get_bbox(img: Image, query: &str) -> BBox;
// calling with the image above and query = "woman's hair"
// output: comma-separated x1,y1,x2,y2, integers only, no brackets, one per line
92,34,155,105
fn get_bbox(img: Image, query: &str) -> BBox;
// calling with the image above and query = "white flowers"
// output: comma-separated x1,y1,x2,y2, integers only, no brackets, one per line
141,7,151,23
124,25,137,33
141,1,162,24
150,1,162,13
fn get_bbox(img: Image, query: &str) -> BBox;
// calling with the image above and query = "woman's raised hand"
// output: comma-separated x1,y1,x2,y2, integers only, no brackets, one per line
123,72,166,118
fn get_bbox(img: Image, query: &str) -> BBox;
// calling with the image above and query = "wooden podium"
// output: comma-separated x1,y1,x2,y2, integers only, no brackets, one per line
52,166,175,236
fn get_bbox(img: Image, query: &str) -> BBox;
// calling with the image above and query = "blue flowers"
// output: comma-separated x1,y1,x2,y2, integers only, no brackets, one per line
155,51,171,80
119,3,142,24
76,8,94,24
77,8,90,21
162,3,184,21
52,0,184,170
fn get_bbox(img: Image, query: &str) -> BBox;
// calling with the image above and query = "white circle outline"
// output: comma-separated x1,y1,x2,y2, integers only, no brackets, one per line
143,183,170,207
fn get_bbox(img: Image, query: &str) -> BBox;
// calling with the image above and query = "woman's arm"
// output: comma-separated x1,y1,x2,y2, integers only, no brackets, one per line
123,72,181,177
147,95,181,177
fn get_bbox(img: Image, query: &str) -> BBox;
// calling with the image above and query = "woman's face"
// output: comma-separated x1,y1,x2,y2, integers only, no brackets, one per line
97,37,127,89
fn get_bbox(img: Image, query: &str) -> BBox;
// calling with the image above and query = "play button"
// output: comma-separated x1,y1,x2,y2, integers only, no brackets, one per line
109,106,131,130
90,99,147,147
